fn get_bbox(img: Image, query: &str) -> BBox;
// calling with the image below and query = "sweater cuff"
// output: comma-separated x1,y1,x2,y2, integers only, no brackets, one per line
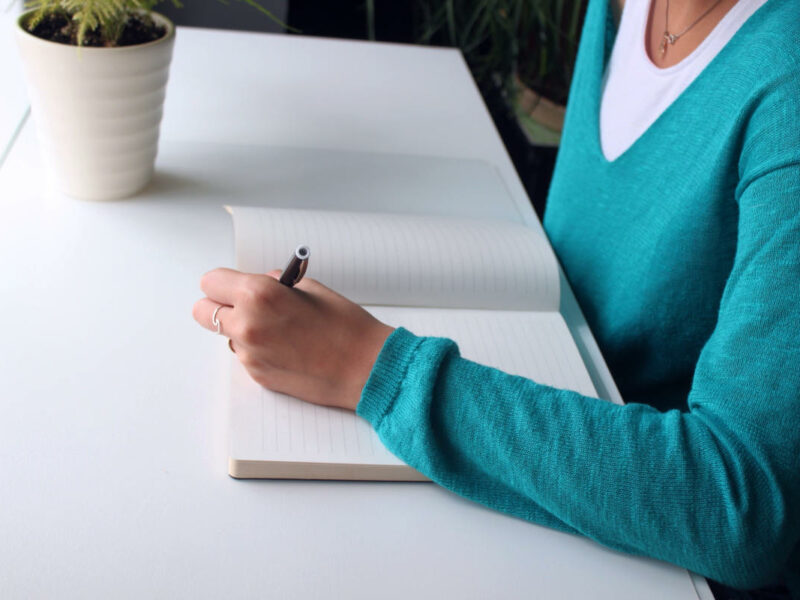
356,327,423,427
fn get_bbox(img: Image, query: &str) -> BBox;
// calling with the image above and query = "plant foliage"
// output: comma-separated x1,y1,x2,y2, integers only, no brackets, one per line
396,0,587,105
24,0,290,47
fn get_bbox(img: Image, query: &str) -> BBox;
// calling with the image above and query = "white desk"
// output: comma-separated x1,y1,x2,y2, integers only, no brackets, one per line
0,26,711,599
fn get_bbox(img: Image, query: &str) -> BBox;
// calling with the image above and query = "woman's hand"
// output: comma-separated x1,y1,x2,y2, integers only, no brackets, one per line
192,268,394,411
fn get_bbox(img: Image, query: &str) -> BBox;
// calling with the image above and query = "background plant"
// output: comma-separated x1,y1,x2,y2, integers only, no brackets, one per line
24,0,290,47
366,0,587,105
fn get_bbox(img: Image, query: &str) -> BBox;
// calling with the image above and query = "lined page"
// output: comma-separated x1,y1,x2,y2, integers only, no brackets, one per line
371,307,597,396
230,206,561,312
230,308,597,469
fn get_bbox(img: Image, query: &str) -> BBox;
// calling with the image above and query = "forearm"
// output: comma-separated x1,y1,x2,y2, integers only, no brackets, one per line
357,328,798,589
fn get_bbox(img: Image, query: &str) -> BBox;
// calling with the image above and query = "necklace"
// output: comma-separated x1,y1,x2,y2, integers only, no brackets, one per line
659,0,726,56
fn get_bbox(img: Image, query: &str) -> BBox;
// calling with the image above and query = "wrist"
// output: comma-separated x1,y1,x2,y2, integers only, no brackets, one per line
347,323,395,411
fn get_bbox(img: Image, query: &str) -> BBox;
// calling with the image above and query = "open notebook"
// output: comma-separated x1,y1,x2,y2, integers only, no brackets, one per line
228,206,598,480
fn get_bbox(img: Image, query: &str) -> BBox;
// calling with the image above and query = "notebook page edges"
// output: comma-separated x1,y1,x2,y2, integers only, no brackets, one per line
229,307,597,477
229,206,560,312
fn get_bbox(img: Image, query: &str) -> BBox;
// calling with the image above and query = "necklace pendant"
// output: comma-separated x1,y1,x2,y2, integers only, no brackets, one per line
660,32,678,56
660,32,670,56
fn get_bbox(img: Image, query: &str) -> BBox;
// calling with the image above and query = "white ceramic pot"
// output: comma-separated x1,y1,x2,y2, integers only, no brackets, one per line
15,11,175,200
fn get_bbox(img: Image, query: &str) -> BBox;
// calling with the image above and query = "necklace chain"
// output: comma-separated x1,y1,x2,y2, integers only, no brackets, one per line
660,0,726,56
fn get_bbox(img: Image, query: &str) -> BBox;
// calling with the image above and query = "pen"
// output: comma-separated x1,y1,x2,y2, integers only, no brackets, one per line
278,245,310,287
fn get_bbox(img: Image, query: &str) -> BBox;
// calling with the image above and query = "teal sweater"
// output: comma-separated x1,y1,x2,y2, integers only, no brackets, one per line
357,0,800,593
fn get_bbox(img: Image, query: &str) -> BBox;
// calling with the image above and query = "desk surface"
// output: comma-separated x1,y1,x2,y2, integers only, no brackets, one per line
0,25,711,599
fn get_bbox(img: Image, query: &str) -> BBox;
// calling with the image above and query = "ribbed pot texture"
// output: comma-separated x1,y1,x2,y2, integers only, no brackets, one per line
15,11,175,200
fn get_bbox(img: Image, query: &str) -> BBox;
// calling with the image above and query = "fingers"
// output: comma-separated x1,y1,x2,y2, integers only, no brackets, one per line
200,268,251,306
202,267,295,307
195,269,333,349
192,297,235,335
195,269,289,343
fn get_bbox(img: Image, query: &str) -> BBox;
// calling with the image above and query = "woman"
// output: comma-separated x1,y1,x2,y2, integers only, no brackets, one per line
193,0,800,596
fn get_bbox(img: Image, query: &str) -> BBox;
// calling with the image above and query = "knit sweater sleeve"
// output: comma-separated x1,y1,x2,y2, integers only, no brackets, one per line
356,82,800,590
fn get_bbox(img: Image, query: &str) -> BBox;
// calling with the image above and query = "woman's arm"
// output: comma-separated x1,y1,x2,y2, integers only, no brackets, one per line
358,237,799,588
355,77,800,589
194,152,799,588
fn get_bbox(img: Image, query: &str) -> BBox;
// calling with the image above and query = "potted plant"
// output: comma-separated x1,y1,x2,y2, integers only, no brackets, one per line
511,1,587,145
15,0,286,200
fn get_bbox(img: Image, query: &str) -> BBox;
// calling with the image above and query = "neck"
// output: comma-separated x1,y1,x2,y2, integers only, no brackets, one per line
646,0,739,68
665,0,728,26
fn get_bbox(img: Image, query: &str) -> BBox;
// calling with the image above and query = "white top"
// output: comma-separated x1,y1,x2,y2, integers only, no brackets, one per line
600,0,767,161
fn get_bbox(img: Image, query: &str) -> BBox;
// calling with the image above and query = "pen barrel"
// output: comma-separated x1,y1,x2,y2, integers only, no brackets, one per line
279,245,310,287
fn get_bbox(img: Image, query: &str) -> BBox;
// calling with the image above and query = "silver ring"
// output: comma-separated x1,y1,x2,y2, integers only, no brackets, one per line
211,305,223,335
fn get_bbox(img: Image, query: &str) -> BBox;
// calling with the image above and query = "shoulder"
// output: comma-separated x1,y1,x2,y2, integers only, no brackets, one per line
714,1,800,180
736,0,800,77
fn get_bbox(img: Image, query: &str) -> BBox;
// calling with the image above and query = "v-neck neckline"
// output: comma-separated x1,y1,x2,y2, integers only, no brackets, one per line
590,0,772,167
